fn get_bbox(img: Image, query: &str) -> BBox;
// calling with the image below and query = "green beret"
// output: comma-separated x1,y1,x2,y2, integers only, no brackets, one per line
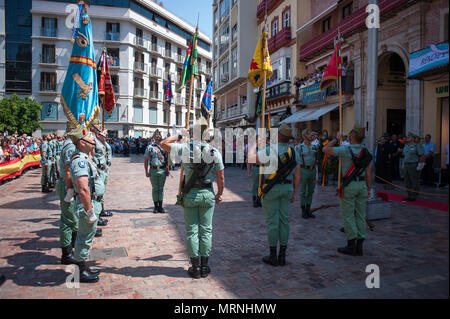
279,123,292,138
68,124,89,144
91,118,100,126
351,125,365,139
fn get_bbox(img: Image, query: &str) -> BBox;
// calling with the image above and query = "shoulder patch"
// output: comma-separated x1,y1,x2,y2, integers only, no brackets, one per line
78,160,86,168
67,150,74,158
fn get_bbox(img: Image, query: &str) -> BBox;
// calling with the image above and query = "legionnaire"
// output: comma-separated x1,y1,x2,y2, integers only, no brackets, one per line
68,124,105,283
91,119,113,220
400,132,425,202
160,118,225,279
323,125,373,256
56,122,78,265
144,130,169,214
89,119,111,226
249,123,301,267
296,129,319,219
40,134,52,193
49,134,58,187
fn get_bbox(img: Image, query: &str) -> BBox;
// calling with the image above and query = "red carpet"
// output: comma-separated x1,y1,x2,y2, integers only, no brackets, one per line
377,191,449,213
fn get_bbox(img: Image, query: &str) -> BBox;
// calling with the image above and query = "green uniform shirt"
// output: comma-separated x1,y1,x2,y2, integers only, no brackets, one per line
333,144,373,177
171,141,224,183
296,142,318,167
70,150,106,197
258,142,301,179
106,142,112,166
40,141,49,161
403,143,425,163
59,139,76,182
57,141,64,156
145,142,168,168
92,137,107,169
47,141,54,159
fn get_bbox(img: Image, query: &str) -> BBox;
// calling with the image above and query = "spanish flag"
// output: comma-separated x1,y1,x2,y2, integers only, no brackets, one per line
320,42,342,91
248,32,273,88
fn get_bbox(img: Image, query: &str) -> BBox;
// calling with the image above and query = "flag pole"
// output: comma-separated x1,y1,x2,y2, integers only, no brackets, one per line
258,29,268,198
337,33,343,194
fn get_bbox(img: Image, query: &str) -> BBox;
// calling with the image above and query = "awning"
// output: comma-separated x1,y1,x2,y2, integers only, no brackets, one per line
281,103,339,124
408,43,449,79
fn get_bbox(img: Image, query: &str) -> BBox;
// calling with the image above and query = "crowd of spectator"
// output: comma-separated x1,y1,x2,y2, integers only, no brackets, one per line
0,134,41,164
295,62,354,89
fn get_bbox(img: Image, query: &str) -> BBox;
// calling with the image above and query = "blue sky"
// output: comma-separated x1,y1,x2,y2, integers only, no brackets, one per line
161,0,213,39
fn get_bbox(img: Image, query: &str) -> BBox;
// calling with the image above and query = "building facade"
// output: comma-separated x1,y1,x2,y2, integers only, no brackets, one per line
293,0,448,165
212,0,258,130
1,0,213,138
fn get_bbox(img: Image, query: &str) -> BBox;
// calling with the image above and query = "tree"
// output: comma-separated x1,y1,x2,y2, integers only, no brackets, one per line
0,94,42,135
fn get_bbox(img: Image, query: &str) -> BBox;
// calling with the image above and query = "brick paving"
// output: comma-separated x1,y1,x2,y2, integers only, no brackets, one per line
0,155,448,299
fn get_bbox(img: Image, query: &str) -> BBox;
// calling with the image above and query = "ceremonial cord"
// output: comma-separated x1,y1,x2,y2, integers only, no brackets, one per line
373,175,448,198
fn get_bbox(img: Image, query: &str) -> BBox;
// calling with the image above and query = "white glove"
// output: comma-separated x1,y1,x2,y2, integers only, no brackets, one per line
86,208,98,224
417,162,425,171
64,188,74,203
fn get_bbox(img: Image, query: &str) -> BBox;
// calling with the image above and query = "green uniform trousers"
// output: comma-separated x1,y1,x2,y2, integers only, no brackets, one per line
41,161,52,186
73,199,101,262
251,166,260,197
183,188,216,258
98,169,108,203
261,184,293,247
149,168,166,202
340,181,367,240
404,162,420,199
55,155,61,176
299,168,316,206
56,179,77,248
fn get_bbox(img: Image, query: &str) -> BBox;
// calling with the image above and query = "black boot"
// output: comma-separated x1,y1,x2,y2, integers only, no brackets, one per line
356,238,365,256
0,274,5,287
100,204,113,217
306,205,315,219
200,256,211,278
158,201,166,214
278,246,287,266
97,217,108,227
187,257,201,279
262,246,278,266
42,185,50,193
302,205,309,219
257,197,262,207
153,202,158,214
252,196,258,208
337,239,357,256
61,246,77,265
77,261,99,283
95,228,102,237
71,232,77,249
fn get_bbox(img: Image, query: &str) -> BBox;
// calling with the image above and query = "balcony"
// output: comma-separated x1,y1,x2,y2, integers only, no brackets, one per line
105,32,120,41
109,57,120,68
266,81,292,100
39,82,57,93
206,67,212,75
40,28,57,38
149,66,162,78
134,88,147,98
149,43,159,54
164,71,175,80
227,106,238,118
163,49,173,59
134,36,147,48
219,42,229,56
113,85,120,95
295,75,354,105
39,55,58,65
174,95,185,106
300,0,410,61
134,62,148,73
198,64,207,74
268,27,291,54
149,91,162,101
257,0,283,21
175,54,184,64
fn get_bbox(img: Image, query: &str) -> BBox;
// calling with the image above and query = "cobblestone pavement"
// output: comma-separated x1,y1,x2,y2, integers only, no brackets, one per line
0,155,448,299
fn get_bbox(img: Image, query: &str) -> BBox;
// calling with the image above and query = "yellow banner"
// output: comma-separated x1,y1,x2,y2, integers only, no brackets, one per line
248,32,273,88
0,153,41,181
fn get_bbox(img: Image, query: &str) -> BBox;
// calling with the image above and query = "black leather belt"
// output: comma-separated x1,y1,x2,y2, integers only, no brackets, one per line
301,165,315,170
191,182,213,189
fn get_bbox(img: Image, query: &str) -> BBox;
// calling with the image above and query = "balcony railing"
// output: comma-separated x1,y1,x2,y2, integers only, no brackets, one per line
134,88,147,98
149,66,162,77
149,43,158,53
39,55,58,64
163,49,172,59
266,81,292,100
40,28,57,37
134,62,148,73
174,95,185,106
149,91,162,100
164,71,175,80
175,54,184,63
134,36,146,48
268,27,291,54
257,0,283,20
109,57,120,68
40,82,57,92
105,32,120,41
198,64,207,74
295,75,354,105
206,67,212,75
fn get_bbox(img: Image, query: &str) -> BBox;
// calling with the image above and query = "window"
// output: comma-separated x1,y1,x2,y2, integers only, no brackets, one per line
133,106,143,123
220,58,229,82
106,22,120,40
163,109,168,124
136,27,143,39
214,9,219,31
343,2,353,19
231,24,237,42
42,44,55,63
231,47,237,78
219,23,230,55
443,13,449,42
286,57,291,81
105,105,119,122
176,109,182,126
40,72,56,91
220,0,230,22
41,17,57,37
272,19,278,37
283,10,290,28
149,106,157,124
322,17,331,33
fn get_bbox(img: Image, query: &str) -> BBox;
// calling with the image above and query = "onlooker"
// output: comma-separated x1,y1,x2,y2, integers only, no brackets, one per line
375,134,393,184
422,134,436,186
390,134,404,180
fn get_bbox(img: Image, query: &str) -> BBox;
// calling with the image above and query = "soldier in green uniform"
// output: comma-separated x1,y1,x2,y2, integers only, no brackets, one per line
40,134,52,193
56,122,78,265
323,125,373,256
249,123,301,267
160,118,225,279
48,134,58,188
296,129,319,219
400,132,425,202
68,124,105,283
247,144,262,208
56,135,64,178
145,130,169,214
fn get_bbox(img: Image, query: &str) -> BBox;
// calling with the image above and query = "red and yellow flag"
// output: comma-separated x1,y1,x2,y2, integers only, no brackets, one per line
98,50,116,114
320,42,342,91
248,32,273,88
